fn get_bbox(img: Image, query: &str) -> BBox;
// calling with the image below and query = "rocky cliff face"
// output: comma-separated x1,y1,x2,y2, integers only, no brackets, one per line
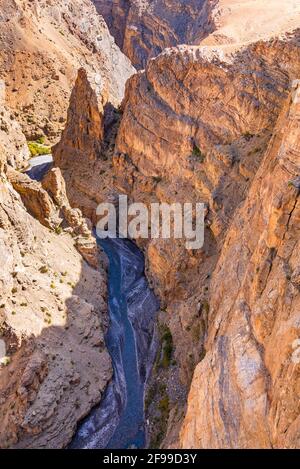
0,105,111,448
93,0,212,68
93,0,300,69
0,0,134,142
113,33,300,447
180,85,300,449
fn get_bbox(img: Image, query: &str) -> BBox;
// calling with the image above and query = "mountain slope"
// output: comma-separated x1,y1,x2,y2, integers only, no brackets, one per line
0,0,134,142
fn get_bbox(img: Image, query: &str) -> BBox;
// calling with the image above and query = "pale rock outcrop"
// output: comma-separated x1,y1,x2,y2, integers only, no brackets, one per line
0,105,30,170
93,0,300,69
42,167,100,269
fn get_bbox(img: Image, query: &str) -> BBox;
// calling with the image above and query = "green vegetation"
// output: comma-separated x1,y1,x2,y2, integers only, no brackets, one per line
1,357,11,366
27,139,51,157
192,144,205,163
192,322,202,342
55,226,63,235
161,325,173,369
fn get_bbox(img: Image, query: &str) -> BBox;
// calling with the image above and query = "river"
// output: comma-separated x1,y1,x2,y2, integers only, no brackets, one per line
70,237,159,449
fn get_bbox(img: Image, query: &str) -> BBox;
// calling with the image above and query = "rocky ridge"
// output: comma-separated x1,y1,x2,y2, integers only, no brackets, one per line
180,83,300,449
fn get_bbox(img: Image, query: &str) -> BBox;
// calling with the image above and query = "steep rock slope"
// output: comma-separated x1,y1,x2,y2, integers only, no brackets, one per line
180,85,300,449
93,0,212,68
0,0,134,141
93,0,300,69
0,108,111,448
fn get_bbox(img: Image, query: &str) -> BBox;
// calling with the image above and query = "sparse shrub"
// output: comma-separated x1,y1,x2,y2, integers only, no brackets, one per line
39,265,48,274
158,396,169,414
27,140,51,157
243,131,254,141
192,144,205,162
161,325,173,369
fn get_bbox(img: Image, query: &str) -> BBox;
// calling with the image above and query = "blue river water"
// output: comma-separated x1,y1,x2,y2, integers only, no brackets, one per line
70,237,159,449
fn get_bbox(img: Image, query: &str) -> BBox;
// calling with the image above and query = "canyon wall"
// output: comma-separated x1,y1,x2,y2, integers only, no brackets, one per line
93,0,300,69
0,105,112,448
93,0,213,68
180,84,300,449
0,0,134,142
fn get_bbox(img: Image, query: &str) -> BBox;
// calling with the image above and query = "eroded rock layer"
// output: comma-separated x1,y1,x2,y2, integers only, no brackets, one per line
93,0,212,68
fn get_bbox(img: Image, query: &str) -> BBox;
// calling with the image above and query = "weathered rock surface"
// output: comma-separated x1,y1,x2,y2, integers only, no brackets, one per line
180,84,300,449
0,105,30,170
93,0,300,69
53,68,119,223
0,109,111,448
42,167,100,269
93,0,210,69
0,0,134,142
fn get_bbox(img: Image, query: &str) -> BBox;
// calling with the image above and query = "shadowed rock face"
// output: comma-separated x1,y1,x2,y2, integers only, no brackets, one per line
93,0,211,69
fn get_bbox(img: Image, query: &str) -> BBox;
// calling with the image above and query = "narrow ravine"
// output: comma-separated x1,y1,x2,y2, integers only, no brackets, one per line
70,237,159,449
26,159,159,449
